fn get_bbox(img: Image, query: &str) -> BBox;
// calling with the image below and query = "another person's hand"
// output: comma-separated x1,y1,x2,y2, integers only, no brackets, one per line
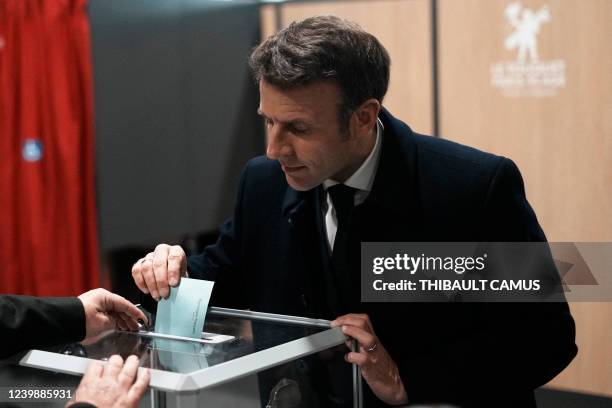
331,314,408,406
131,244,187,300
67,355,150,408
78,289,148,340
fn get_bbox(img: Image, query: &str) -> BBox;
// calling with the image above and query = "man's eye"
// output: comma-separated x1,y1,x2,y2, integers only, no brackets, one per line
291,125,308,134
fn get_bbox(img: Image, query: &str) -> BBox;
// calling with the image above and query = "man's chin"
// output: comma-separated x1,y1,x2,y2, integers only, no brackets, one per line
285,174,317,191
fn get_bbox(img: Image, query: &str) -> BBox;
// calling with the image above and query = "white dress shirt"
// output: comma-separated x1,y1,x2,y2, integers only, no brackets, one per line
322,119,383,252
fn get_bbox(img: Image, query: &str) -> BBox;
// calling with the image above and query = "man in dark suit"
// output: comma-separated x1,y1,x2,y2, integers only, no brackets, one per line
131,15,577,407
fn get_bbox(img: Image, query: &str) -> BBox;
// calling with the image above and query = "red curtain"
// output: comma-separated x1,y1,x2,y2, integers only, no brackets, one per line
0,0,99,295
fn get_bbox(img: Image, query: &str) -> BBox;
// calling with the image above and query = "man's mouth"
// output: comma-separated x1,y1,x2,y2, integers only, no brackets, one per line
281,163,306,173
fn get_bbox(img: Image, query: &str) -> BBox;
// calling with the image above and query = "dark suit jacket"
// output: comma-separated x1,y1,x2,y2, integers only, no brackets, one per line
188,108,577,407
0,295,85,358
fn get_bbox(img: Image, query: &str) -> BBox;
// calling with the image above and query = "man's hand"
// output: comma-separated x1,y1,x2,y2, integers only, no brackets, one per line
331,314,408,406
78,289,148,340
131,244,187,300
67,355,150,408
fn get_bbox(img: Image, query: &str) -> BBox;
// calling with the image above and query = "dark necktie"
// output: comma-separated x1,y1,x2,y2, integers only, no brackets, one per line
328,184,356,312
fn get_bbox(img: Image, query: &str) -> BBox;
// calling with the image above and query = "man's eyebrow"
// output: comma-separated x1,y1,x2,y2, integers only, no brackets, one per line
257,111,277,123
257,111,310,126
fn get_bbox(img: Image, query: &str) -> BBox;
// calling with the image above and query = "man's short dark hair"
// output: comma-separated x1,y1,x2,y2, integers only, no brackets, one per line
249,15,391,130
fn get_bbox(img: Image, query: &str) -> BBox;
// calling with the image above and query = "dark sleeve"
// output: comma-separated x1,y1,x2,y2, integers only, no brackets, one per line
0,296,86,358
399,158,577,405
186,163,250,309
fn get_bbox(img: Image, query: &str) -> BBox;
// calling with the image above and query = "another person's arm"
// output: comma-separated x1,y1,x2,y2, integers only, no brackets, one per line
0,289,147,358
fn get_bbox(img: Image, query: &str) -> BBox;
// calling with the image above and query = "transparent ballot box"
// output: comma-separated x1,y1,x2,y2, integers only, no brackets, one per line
19,307,364,408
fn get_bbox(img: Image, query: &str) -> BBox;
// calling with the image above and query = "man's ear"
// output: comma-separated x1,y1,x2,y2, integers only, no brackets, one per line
353,99,381,136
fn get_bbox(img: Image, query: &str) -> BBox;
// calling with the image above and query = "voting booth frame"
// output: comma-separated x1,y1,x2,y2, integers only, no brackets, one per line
19,307,363,408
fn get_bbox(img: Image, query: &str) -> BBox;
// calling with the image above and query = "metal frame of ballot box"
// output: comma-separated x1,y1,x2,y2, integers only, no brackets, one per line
19,306,364,408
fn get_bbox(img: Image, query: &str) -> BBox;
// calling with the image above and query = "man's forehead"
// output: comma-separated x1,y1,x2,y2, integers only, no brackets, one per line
258,102,313,122
258,80,340,120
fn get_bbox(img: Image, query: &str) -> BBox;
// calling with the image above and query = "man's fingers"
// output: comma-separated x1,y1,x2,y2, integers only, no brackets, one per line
345,351,368,367
113,312,138,332
107,293,148,324
110,312,129,331
340,325,376,351
132,245,181,299
131,259,149,294
167,245,186,287
84,361,104,381
333,313,369,325
332,313,377,350
118,355,140,387
119,313,141,331
153,244,170,299
141,257,161,300
331,313,371,330
104,355,124,379
125,368,150,405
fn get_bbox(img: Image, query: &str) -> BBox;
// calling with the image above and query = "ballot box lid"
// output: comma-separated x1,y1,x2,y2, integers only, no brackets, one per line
19,307,347,392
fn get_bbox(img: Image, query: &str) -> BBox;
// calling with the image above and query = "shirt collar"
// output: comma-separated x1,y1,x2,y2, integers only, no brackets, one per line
323,118,384,192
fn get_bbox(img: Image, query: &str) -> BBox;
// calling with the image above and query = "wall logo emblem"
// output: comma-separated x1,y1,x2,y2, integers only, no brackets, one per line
490,2,565,97
22,139,43,162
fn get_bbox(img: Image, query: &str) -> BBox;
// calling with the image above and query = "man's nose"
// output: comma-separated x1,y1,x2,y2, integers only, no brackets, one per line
266,128,292,160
